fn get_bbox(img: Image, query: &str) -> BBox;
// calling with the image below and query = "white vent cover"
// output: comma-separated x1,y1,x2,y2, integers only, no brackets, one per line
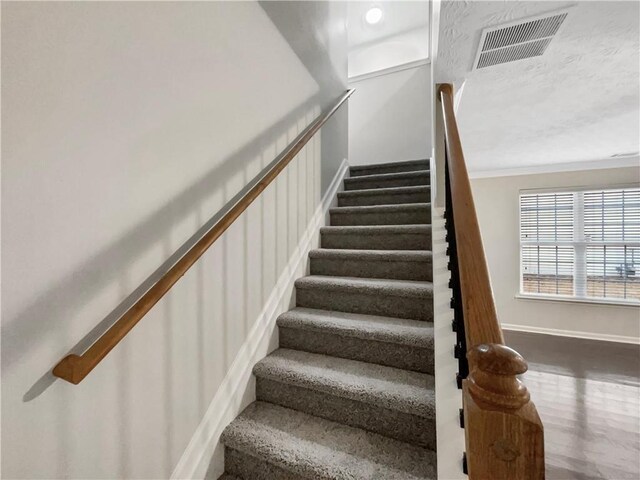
473,10,569,69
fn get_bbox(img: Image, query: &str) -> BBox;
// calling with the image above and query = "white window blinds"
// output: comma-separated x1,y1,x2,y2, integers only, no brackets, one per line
520,193,574,295
520,187,640,303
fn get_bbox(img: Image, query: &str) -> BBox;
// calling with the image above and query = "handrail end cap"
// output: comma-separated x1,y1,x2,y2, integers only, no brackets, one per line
53,354,84,385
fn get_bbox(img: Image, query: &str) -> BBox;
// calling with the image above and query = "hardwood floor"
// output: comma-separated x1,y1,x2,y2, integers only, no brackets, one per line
504,331,640,480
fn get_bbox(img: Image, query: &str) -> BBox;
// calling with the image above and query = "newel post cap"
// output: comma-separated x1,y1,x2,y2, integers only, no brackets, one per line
467,343,530,410
469,343,528,376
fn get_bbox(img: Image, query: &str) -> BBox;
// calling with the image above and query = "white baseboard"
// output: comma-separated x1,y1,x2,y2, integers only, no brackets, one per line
501,323,640,345
170,158,350,480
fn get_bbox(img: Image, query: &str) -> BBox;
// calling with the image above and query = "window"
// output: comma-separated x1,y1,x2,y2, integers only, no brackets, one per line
520,186,640,303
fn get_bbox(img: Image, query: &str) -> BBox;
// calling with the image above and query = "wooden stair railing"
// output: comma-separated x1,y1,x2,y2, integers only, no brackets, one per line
438,83,545,479
53,89,354,385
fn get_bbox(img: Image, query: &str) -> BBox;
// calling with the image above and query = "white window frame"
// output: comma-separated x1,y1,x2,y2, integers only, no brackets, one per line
518,184,640,307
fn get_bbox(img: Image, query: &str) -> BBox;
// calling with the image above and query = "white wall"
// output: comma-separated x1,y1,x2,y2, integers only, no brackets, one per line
349,29,430,78
1,2,347,478
347,1,429,78
472,167,640,343
348,63,432,166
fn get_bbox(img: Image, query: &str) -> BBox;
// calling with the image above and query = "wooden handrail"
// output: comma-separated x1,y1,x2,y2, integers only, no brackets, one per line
438,83,545,479
439,83,502,349
53,89,355,384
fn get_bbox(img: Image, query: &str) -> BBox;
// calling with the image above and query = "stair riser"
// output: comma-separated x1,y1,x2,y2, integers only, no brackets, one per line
224,448,304,480
344,176,429,191
330,208,430,226
257,379,436,450
296,288,433,321
310,257,432,281
279,327,433,374
321,231,431,250
338,190,429,207
350,164,429,177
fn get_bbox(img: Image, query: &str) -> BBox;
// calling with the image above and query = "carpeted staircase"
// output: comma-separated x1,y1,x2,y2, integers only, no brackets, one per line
219,159,435,480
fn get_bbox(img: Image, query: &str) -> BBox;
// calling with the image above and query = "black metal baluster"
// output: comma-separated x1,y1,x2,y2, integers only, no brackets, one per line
444,148,469,476
444,152,468,390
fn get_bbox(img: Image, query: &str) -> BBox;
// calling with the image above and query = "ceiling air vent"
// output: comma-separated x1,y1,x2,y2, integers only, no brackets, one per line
473,10,569,69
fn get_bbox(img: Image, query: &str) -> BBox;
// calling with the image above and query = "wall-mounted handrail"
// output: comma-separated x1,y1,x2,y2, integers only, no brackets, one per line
437,83,545,479
53,89,354,384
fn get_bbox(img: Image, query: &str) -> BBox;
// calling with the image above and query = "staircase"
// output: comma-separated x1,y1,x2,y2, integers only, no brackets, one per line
219,159,436,480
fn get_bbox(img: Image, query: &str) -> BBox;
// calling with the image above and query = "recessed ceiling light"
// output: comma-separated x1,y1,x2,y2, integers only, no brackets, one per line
365,7,383,25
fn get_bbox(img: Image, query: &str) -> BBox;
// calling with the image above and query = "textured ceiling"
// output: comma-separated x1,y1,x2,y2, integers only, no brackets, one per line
436,1,640,174
348,1,429,77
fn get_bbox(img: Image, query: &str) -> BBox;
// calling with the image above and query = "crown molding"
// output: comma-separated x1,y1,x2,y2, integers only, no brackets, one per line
348,58,430,84
469,156,639,179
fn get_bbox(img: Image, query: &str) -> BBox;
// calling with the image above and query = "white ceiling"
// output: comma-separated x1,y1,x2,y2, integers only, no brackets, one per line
348,1,429,78
436,1,640,174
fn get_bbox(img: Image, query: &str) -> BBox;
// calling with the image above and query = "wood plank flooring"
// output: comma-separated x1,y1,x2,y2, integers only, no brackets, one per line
504,331,640,480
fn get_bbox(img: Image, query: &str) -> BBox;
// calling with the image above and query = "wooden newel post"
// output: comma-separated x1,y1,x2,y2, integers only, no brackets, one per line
463,344,545,480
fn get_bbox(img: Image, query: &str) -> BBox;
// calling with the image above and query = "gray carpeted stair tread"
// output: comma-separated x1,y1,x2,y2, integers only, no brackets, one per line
309,248,432,263
221,401,437,480
309,248,432,281
254,349,435,418
330,203,431,226
345,170,430,183
344,170,430,191
278,307,434,373
295,275,433,321
337,185,430,207
320,224,431,235
295,275,433,298
277,307,433,348
217,474,242,480
338,185,430,198
330,203,430,215
320,225,432,251
349,159,429,177
295,276,433,321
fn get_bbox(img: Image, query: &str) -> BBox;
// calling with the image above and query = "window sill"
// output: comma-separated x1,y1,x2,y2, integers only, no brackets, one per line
515,293,640,307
